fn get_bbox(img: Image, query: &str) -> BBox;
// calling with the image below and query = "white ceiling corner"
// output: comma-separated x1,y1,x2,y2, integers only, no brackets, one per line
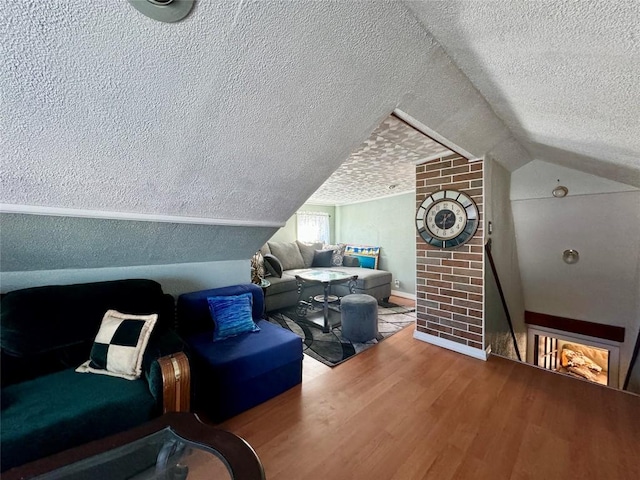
404,0,640,187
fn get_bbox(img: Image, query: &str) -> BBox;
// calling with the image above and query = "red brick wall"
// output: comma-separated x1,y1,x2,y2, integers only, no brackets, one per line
415,154,484,350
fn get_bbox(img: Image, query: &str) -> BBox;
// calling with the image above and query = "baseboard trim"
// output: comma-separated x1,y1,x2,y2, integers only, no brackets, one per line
390,290,416,300
413,330,488,361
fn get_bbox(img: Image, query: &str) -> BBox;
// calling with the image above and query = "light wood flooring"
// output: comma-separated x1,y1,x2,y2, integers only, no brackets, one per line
218,305,640,480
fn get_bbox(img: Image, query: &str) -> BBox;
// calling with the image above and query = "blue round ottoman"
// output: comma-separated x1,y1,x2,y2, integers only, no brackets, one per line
341,294,378,342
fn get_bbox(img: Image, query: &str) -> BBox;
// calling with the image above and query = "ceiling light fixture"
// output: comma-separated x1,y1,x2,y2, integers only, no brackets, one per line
562,249,580,264
128,0,194,23
552,179,568,198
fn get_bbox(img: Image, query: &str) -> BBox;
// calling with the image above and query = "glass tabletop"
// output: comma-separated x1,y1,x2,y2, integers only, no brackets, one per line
35,427,232,480
295,269,355,283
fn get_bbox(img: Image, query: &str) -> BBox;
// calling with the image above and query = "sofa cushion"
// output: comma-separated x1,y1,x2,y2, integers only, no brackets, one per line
207,293,260,342
296,241,323,268
323,243,347,267
312,249,334,267
267,241,305,271
342,255,360,267
1,368,156,472
187,319,302,384
76,310,158,380
262,273,298,295
1,279,170,358
329,266,392,290
263,254,284,278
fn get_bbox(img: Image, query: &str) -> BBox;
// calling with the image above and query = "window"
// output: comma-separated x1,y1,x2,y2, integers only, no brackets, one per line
297,211,330,244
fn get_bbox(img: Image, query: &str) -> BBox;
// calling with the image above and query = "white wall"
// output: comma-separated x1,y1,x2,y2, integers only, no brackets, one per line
335,192,416,296
0,260,249,298
511,161,640,388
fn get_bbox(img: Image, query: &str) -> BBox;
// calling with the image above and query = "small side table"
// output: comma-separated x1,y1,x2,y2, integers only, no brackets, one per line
257,278,271,317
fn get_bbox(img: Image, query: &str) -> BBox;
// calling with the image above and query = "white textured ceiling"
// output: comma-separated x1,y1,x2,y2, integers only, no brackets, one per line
308,115,453,205
405,0,640,187
3,0,635,229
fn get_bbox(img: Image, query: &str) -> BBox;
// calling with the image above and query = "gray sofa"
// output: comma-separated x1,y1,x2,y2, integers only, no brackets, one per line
260,241,392,312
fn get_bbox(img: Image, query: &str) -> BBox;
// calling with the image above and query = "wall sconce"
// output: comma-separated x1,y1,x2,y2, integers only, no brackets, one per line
552,179,568,198
562,249,579,264
128,0,194,23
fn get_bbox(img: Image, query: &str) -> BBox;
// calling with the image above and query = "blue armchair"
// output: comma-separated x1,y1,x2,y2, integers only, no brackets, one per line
177,284,303,423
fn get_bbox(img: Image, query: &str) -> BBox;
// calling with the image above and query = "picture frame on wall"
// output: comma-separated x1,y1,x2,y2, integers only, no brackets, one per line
344,245,380,269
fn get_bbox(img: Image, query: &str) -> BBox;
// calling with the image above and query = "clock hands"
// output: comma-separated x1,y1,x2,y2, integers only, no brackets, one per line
439,212,451,229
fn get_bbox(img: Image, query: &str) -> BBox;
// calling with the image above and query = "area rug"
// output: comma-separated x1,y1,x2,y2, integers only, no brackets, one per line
267,302,416,367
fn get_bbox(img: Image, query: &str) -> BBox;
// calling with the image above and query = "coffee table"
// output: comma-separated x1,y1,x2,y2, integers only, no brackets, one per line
3,413,264,480
294,270,358,333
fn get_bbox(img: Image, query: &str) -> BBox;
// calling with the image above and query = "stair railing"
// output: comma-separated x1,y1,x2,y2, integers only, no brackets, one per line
485,239,522,362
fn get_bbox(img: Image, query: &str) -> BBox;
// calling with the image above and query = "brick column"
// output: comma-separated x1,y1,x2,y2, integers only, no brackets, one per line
415,154,485,356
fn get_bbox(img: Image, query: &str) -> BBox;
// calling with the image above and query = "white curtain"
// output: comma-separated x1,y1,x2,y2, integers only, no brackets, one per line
297,211,330,244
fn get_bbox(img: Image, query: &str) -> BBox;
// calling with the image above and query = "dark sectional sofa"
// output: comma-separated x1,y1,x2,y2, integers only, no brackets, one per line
0,279,185,472
261,240,393,312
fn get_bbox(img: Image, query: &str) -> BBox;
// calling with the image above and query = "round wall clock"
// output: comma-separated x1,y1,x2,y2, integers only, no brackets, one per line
415,189,479,249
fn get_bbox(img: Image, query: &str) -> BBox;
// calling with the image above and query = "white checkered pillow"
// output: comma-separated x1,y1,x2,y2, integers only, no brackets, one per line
76,310,158,380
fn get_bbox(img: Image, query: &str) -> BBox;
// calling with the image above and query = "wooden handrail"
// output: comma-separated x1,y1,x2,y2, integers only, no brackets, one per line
623,328,640,390
524,311,625,343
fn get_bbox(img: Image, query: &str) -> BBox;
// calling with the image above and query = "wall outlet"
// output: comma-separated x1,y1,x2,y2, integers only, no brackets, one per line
394,279,400,288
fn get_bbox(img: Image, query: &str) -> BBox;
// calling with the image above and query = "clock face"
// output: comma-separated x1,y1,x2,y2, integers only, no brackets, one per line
416,190,479,249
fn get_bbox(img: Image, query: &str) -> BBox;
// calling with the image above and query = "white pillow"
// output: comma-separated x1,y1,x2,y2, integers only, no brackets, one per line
76,310,157,380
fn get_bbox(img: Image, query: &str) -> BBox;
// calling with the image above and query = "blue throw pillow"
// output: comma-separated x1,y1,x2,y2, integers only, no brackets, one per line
207,293,260,342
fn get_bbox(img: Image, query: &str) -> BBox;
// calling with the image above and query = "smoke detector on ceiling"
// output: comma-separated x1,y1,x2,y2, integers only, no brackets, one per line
128,0,194,23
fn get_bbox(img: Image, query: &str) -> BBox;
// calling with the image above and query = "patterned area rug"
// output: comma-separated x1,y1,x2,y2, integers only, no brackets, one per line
267,302,416,367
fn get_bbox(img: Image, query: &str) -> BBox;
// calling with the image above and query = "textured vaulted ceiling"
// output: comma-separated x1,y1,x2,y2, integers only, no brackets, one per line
2,0,636,232
405,0,640,187
308,115,453,205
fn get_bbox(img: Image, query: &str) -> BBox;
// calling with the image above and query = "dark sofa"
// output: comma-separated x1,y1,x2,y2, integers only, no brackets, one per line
177,283,303,423
0,279,185,472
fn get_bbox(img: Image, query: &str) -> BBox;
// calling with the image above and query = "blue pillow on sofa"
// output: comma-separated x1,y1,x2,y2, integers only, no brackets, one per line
207,293,260,342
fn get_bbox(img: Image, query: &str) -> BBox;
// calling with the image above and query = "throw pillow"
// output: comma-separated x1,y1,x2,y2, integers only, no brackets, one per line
323,243,346,267
312,249,334,267
267,241,305,270
263,254,283,278
76,310,158,380
296,241,323,268
207,292,260,342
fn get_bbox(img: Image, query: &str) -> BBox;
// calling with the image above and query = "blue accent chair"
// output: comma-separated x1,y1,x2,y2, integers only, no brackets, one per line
177,284,303,423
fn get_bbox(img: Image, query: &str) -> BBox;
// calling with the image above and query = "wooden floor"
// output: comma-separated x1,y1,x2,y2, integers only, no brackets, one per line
218,319,640,480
